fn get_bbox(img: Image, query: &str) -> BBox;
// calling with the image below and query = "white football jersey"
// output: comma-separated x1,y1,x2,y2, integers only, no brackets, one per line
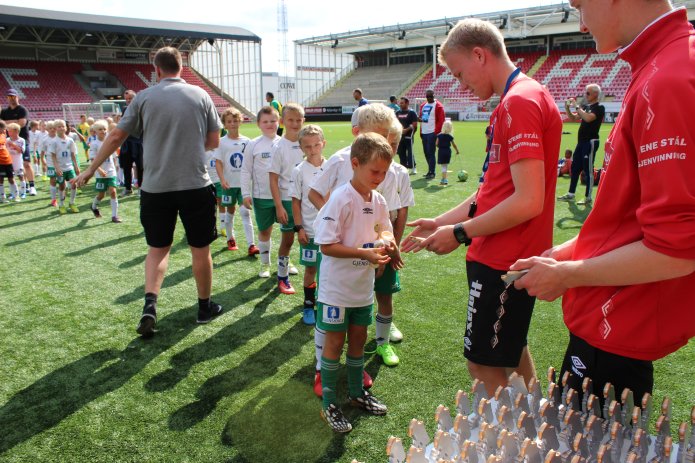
240,134,280,199
289,158,325,238
49,136,77,171
214,135,250,188
89,138,117,178
204,149,220,184
41,134,56,167
269,137,304,201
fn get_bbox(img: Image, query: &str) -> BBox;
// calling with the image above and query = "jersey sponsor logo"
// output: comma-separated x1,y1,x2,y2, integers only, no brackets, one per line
302,248,316,262
322,216,335,221
362,207,373,215
464,280,483,350
230,152,243,168
261,151,271,159
570,355,586,378
323,305,344,324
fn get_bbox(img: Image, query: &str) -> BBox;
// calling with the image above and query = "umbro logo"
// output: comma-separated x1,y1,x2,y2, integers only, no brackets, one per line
322,216,335,221
362,207,373,214
571,356,586,371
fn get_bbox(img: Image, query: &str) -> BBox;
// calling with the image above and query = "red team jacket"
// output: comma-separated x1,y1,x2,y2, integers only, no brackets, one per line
419,99,446,135
563,8,695,361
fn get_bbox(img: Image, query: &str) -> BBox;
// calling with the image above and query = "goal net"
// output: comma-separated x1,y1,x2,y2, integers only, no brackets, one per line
62,100,125,125
414,97,498,121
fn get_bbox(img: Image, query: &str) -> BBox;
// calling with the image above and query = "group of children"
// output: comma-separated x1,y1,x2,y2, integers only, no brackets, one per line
209,102,416,433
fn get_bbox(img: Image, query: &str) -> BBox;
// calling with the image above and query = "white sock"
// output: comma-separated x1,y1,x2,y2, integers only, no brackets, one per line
10,183,18,197
50,185,57,200
375,313,392,346
315,326,325,370
21,180,27,195
111,198,118,217
70,187,77,205
278,255,289,278
259,239,271,265
226,211,235,239
441,164,448,174
240,206,255,247
219,213,226,230
58,189,65,206
117,169,124,184
92,197,99,209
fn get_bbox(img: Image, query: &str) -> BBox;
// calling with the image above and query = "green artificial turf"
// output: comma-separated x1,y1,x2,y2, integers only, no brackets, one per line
0,121,692,463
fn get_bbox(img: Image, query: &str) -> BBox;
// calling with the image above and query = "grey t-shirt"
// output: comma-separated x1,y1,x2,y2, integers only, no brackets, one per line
117,77,221,193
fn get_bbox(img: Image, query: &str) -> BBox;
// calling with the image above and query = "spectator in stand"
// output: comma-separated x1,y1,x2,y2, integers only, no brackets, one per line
119,90,144,196
396,97,418,174
353,88,369,107
512,0,695,403
418,89,445,180
557,84,605,205
1,89,36,196
265,92,284,136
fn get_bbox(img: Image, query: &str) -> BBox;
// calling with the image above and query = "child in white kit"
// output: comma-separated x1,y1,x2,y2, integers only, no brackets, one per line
88,120,121,223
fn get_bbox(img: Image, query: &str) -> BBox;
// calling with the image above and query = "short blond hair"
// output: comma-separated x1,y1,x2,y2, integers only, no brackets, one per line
221,107,242,123
7,122,20,132
357,103,399,134
30,120,39,129
92,120,108,131
439,18,507,65
298,124,324,144
282,102,305,118
441,120,453,134
351,132,393,165
87,117,95,124
256,105,279,122
53,119,66,128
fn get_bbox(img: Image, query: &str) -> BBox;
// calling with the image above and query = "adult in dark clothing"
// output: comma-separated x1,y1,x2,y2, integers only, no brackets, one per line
1,88,36,195
395,97,418,171
558,84,605,205
119,89,144,196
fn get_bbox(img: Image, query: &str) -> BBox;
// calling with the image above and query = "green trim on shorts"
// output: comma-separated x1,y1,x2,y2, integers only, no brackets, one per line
252,198,276,231
220,187,243,207
214,182,223,197
374,265,401,294
279,199,295,232
299,238,320,267
95,177,118,191
316,302,373,332
56,169,75,184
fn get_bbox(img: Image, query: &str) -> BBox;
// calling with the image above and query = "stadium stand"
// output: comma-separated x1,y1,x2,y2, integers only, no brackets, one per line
313,63,424,107
0,60,236,120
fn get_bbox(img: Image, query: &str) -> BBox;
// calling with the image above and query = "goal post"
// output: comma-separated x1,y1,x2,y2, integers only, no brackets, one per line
62,100,125,125
414,97,497,121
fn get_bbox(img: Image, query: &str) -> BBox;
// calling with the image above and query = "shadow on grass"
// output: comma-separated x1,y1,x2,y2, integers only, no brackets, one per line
5,218,94,246
410,178,432,190
65,232,142,257
145,276,284,392
0,306,197,455
0,204,57,221
167,319,309,431
556,200,592,230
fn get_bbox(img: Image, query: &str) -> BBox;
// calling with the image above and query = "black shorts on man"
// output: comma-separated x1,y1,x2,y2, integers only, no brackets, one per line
464,260,536,368
140,185,217,248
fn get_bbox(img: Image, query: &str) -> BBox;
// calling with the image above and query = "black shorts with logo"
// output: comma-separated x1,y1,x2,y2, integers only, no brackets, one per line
560,333,653,406
463,260,536,368
140,185,217,248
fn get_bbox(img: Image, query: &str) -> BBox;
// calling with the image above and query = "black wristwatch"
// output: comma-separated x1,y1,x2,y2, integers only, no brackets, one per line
293,224,304,232
453,223,472,246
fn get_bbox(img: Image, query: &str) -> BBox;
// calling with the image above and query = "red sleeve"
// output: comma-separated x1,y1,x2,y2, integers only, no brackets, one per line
434,101,446,134
634,70,695,259
500,92,546,164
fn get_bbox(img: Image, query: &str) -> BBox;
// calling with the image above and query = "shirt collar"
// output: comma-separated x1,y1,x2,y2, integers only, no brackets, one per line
618,8,689,68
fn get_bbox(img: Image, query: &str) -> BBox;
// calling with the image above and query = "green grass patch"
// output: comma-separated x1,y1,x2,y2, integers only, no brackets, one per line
0,121,692,462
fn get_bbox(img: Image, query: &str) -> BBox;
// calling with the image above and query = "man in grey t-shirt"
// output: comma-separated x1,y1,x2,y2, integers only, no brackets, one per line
74,47,222,336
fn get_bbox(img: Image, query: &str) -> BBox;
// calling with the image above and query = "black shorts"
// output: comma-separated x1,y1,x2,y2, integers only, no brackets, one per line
0,163,14,179
140,185,218,248
464,260,536,367
560,333,653,406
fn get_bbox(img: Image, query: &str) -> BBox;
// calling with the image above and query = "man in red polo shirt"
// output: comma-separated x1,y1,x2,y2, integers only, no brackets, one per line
402,18,562,396
512,0,695,402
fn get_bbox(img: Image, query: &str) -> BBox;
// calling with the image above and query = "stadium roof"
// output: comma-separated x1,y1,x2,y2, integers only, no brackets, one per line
0,6,261,52
296,1,695,53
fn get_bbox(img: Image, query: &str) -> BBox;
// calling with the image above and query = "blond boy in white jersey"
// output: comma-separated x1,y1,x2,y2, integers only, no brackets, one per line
268,103,305,294
88,120,121,223
49,119,80,214
240,106,281,277
41,121,58,206
6,123,26,200
289,124,326,327
314,132,403,433
215,107,258,255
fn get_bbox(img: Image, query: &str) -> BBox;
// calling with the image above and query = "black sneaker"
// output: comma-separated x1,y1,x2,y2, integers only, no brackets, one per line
197,301,223,324
136,304,157,337
321,403,352,433
90,205,101,218
349,390,387,416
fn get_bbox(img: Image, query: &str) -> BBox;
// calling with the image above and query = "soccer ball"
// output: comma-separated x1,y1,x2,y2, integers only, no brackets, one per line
457,170,469,182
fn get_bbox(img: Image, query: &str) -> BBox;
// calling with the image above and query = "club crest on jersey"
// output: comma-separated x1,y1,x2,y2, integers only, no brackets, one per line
323,306,344,324
322,216,335,221
362,207,373,215
230,152,243,168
